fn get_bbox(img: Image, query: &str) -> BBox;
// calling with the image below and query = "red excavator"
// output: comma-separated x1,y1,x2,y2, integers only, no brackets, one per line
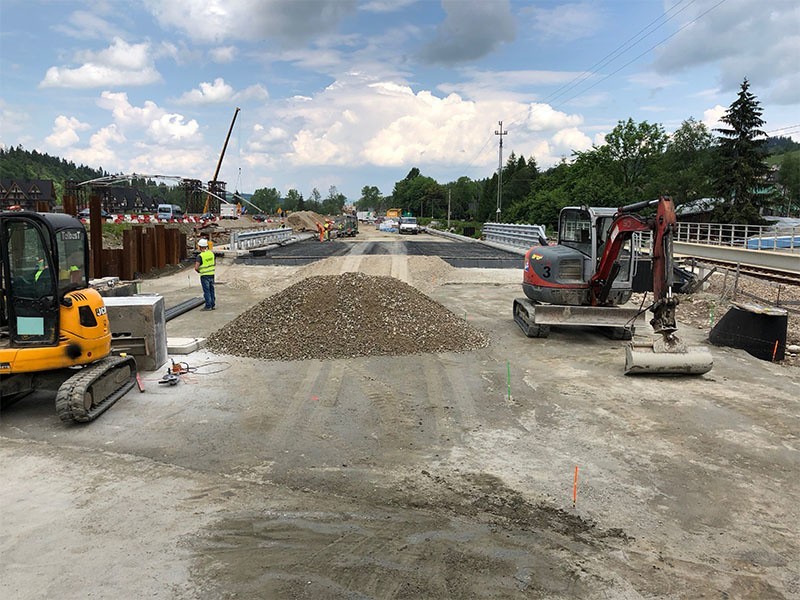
513,196,713,375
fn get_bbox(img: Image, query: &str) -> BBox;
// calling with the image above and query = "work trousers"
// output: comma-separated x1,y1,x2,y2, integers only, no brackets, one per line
200,274,216,309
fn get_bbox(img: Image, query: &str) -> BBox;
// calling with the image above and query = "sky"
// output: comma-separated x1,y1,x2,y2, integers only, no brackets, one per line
1,0,798,203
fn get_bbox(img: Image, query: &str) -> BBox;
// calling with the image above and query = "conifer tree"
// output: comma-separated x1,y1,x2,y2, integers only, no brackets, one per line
713,78,769,224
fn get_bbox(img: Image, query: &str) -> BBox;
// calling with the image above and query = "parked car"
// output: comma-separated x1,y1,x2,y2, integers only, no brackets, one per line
252,213,268,222
78,208,112,220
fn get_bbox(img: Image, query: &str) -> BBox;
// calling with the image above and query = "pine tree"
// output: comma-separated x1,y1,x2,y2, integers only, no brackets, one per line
713,78,769,224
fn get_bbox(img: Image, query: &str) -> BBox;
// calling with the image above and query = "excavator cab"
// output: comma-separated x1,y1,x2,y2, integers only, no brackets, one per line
1,213,87,347
1,211,136,422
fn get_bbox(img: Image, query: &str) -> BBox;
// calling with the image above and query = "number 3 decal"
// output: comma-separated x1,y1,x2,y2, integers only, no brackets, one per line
542,265,551,278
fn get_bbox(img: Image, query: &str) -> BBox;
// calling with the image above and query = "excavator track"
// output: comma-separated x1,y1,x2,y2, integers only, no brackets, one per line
55,355,137,423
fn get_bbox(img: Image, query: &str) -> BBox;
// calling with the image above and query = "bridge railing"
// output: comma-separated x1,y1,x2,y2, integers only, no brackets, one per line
485,221,799,253
675,222,799,251
482,222,547,249
229,227,294,251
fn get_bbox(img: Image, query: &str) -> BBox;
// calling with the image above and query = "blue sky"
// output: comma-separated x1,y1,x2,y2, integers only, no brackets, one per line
1,0,798,202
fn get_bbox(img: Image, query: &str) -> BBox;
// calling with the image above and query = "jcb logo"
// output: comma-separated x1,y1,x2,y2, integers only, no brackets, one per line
95,306,107,317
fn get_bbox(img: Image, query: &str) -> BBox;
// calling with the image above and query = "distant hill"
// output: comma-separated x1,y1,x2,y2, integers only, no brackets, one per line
0,146,106,201
764,135,800,155
766,149,800,167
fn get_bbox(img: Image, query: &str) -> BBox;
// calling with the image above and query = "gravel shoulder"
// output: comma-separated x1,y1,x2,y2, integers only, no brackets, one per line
1,228,798,599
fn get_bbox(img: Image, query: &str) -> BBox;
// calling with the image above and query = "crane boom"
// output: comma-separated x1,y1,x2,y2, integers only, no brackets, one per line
204,107,241,214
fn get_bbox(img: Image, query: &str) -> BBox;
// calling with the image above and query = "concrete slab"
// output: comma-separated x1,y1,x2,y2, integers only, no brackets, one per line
167,337,206,354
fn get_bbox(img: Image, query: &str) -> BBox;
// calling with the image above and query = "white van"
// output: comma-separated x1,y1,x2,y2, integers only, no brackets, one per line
156,204,185,220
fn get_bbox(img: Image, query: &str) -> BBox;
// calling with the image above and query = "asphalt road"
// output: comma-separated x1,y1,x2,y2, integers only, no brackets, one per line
1,228,798,599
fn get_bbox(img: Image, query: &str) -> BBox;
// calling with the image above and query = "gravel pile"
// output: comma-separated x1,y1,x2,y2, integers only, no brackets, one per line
206,272,490,361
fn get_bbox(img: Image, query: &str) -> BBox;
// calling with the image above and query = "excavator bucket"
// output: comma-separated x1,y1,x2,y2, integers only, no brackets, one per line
624,340,713,375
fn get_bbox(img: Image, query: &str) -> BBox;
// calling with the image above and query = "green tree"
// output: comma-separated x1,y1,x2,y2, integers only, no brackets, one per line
661,118,714,204
778,153,800,216
320,185,346,215
391,168,443,217
251,187,281,213
356,186,383,211
306,188,322,213
600,118,668,197
283,189,303,212
712,78,770,224
445,176,482,221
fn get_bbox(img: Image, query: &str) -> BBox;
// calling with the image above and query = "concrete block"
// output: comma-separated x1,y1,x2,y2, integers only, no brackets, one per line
104,295,167,371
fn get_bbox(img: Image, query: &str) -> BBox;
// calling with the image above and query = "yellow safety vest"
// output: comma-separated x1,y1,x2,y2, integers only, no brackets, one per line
198,250,215,275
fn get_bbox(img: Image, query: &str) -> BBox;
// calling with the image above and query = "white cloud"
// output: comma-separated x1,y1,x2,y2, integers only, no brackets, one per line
654,0,800,104
522,103,583,132
45,116,91,148
143,0,357,45
95,90,202,148
360,0,418,12
0,101,30,143
702,104,726,131
439,69,584,102
420,0,515,64
209,46,237,63
176,78,236,104
98,91,164,129
66,125,126,168
246,72,586,173
551,127,592,154
147,114,200,143
523,2,602,42
175,79,269,105
39,38,161,88
53,9,123,41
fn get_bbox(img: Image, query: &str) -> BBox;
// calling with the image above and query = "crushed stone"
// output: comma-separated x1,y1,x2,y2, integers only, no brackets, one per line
206,271,490,361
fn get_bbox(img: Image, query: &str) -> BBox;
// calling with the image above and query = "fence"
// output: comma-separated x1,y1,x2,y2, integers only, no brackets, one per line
675,222,800,251
92,224,187,280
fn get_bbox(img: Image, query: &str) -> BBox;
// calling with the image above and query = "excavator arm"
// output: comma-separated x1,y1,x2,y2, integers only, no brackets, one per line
589,211,650,305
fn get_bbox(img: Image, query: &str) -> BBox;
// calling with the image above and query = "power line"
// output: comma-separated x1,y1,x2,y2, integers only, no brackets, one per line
465,0,728,173
552,0,729,111
516,0,700,126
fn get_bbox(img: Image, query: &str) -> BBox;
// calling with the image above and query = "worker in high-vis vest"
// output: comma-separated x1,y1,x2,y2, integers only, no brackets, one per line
194,238,216,310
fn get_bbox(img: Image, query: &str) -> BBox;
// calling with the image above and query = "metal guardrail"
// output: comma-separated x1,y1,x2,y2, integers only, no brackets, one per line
482,223,547,249
675,222,799,252
482,221,800,276
229,227,294,251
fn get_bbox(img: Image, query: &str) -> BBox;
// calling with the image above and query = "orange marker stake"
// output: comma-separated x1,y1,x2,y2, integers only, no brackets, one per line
573,466,579,509
772,340,779,362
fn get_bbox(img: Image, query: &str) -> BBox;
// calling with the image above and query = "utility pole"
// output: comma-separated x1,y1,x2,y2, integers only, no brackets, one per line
495,120,507,222
447,188,451,230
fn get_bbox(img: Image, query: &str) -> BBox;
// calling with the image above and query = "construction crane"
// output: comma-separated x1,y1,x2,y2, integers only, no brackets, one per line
203,107,240,215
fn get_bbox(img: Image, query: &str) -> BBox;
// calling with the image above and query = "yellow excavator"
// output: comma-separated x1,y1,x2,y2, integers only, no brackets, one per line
0,211,137,422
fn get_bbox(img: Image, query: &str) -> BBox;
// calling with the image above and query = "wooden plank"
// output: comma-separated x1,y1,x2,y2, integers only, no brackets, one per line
142,227,154,274
101,249,121,278
90,194,103,277
155,225,167,268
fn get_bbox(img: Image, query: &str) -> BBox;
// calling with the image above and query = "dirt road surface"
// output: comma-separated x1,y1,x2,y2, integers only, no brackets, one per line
2,228,798,599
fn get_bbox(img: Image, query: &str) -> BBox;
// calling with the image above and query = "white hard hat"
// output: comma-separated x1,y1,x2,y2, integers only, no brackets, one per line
198,238,209,247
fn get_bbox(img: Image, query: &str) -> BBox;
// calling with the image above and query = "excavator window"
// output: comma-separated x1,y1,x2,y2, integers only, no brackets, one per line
55,228,87,291
559,209,593,257
2,218,58,344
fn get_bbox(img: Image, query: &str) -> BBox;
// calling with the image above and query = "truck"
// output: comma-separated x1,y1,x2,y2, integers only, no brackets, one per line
399,216,420,235
220,203,237,219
